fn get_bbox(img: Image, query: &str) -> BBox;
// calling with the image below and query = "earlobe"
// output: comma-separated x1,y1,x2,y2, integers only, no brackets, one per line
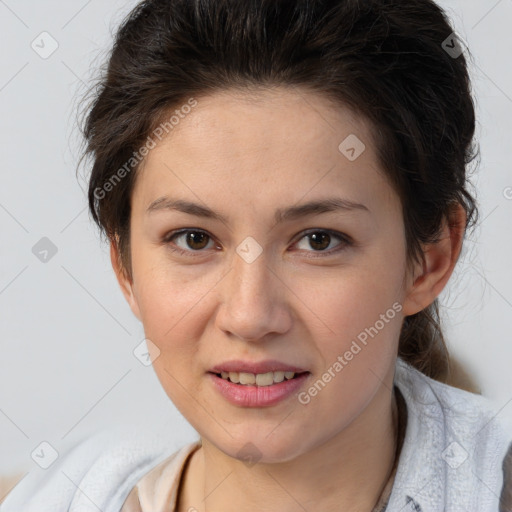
109,239,142,322
402,203,466,317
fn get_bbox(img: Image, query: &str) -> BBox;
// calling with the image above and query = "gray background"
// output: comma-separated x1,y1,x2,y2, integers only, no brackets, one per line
1,0,511,475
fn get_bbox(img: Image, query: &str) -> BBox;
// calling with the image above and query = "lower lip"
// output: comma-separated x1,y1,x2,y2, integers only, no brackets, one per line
208,372,310,407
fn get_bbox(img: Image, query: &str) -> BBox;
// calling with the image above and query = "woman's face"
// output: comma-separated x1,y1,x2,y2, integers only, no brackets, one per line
117,87,418,462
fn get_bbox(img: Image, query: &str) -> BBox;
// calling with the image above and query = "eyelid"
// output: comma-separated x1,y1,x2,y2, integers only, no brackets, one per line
295,228,352,244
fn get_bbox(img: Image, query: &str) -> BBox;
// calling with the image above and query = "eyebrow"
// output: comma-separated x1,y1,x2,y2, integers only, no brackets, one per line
146,196,370,224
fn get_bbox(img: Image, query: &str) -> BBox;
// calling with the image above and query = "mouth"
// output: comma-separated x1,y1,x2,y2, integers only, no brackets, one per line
209,370,310,387
207,369,311,407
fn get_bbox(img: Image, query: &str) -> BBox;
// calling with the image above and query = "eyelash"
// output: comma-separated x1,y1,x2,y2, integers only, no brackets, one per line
162,228,353,258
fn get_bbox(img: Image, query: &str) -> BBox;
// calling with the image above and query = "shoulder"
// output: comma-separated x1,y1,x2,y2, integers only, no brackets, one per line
394,357,511,444
1,428,113,512
0,424,183,512
389,357,512,512
395,357,503,418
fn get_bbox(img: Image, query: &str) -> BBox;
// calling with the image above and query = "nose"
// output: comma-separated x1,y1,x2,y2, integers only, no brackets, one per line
214,247,292,343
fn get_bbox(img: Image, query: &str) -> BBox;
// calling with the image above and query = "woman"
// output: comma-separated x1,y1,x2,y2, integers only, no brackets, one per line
2,0,511,511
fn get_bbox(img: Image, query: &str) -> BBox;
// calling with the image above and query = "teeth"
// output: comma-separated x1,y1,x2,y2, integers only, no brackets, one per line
239,372,256,385
229,371,240,384
256,372,273,386
219,370,298,386
273,371,285,383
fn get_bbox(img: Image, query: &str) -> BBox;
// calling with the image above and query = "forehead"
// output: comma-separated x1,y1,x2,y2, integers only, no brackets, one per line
132,87,393,217
161,87,374,156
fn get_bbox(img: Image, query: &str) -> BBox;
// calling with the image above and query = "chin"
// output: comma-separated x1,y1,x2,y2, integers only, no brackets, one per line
209,428,313,465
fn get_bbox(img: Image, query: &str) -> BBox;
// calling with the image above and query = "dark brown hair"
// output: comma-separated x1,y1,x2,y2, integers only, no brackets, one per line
79,0,479,385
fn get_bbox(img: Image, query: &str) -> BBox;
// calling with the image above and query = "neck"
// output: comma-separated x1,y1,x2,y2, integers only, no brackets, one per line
178,382,400,512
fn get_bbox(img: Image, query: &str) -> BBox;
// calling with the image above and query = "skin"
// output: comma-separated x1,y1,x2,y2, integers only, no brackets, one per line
111,87,466,511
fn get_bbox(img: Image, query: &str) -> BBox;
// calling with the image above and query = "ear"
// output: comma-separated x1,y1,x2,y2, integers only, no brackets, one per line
402,203,467,317
110,238,142,322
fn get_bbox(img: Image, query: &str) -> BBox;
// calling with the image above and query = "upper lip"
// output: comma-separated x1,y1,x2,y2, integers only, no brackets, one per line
209,360,309,374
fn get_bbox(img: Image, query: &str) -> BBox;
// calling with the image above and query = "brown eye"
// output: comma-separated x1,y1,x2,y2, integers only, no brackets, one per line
307,232,331,251
294,230,351,255
181,231,210,250
164,229,215,254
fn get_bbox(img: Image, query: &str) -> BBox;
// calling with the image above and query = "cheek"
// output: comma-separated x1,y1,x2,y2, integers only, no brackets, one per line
132,261,212,402
131,244,213,339
296,263,403,333
138,284,210,362
296,254,405,371
296,275,402,428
